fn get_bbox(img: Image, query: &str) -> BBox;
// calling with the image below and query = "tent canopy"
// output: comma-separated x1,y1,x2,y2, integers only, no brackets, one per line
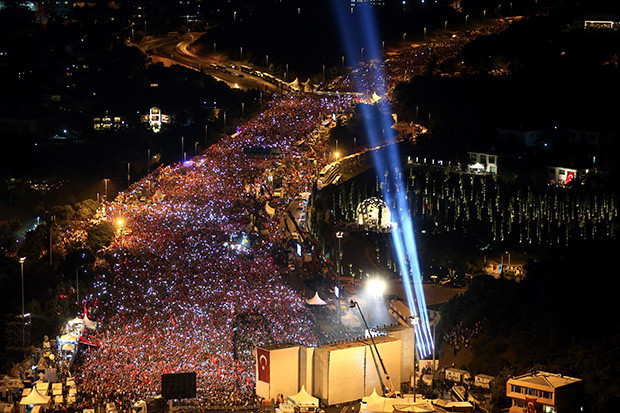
83,314,97,330
19,387,50,405
288,386,319,407
305,292,327,306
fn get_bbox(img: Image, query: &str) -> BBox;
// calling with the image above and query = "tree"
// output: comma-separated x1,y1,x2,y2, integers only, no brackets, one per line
86,222,115,251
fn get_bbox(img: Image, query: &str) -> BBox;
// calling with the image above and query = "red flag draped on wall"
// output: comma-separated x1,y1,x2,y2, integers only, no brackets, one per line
525,397,537,413
257,348,270,383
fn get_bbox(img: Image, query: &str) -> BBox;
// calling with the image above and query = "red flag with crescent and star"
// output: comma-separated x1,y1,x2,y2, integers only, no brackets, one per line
257,348,270,383
526,397,537,413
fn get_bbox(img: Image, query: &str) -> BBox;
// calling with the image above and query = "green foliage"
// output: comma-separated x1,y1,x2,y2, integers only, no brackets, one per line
74,199,99,222
86,222,115,251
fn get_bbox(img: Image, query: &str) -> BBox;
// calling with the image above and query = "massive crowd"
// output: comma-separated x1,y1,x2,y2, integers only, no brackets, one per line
72,19,516,408
75,95,352,406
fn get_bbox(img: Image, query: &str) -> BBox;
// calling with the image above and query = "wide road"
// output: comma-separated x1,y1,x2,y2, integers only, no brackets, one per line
137,33,282,93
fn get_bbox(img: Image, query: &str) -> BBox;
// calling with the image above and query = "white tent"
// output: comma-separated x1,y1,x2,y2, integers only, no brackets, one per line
67,317,83,326
288,386,319,407
468,162,485,172
362,390,435,413
34,382,49,395
58,333,77,343
362,389,386,411
19,387,50,406
305,292,327,306
83,314,97,331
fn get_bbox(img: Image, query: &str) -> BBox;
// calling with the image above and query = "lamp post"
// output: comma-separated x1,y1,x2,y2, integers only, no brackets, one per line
76,266,85,307
104,178,109,201
19,257,26,347
410,316,420,401
336,231,343,323
181,136,185,161
19,257,26,317
430,275,437,377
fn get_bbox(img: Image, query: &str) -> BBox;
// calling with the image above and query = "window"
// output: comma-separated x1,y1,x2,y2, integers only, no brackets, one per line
526,388,537,396
470,153,477,161
480,155,487,163
559,169,566,175
540,390,552,399
511,385,522,393
489,156,496,163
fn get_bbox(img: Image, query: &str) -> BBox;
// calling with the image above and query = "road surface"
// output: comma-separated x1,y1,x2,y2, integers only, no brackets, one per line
137,33,282,93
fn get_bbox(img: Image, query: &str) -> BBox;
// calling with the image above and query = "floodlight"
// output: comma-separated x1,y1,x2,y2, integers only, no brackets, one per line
367,278,387,296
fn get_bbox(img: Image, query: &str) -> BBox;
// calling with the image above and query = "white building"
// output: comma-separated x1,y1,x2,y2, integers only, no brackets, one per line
445,368,471,383
467,152,498,174
547,166,578,185
475,374,495,389
507,371,584,413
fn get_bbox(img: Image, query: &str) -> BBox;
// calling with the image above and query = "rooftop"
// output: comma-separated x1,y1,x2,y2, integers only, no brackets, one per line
509,371,582,389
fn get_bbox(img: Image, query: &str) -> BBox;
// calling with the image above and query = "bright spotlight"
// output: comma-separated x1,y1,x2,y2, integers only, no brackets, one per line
367,278,386,296
116,218,125,228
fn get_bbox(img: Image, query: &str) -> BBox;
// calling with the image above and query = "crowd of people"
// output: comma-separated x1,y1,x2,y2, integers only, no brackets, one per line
442,321,482,355
74,95,352,406
69,18,516,409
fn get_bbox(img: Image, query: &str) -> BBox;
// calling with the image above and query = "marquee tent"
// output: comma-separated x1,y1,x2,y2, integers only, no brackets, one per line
58,334,77,343
288,386,319,407
305,293,327,306
19,387,50,406
83,314,97,331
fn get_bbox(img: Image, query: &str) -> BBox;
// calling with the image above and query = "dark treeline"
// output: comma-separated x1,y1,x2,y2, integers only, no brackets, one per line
438,241,620,412
327,166,618,249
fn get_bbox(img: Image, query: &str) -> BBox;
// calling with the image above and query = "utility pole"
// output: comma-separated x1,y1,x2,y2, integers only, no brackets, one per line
336,231,343,324
410,316,420,401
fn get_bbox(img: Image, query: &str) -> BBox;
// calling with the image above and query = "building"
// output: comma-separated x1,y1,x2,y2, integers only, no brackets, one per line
445,368,471,383
565,128,614,151
496,126,545,147
547,166,579,185
256,329,413,406
93,114,124,131
474,374,495,389
507,371,584,413
467,152,498,174
141,107,171,132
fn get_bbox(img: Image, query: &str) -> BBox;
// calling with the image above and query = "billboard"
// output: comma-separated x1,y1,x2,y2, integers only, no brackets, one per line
161,372,196,400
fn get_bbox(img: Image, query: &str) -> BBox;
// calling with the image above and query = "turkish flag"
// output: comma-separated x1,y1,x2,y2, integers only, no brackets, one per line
526,397,537,413
257,348,270,383
565,171,575,184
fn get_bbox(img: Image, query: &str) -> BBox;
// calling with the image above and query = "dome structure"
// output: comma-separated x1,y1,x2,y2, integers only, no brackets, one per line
356,197,392,231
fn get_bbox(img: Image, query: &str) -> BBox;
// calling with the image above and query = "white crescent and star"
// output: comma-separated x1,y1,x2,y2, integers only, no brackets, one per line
259,354,268,370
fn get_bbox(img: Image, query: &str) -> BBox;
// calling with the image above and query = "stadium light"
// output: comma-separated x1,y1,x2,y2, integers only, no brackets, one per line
367,278,386,296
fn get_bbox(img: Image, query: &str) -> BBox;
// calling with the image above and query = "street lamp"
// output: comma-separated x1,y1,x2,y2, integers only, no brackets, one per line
76,266,85,307
430,275,437,376
410,315,420,401
19,257,26,347
19,257,26,317
181,136,185,161
104,179,109,201
336,231,343,323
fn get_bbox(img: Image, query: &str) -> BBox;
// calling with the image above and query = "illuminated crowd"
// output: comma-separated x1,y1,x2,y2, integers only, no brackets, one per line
71,19,519,407
75,95,352,405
